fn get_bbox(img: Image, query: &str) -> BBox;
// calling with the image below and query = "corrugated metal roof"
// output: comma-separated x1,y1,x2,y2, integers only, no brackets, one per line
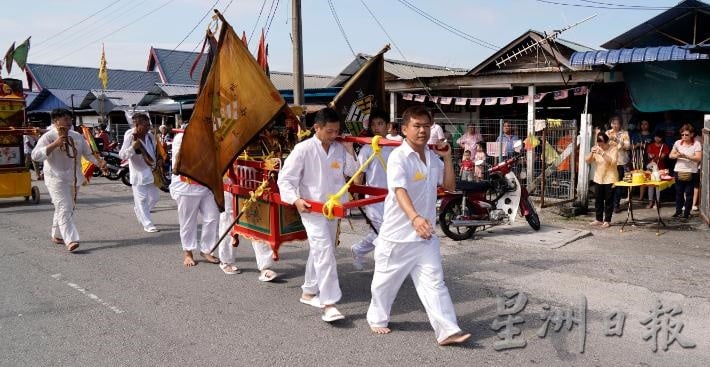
46,89,90,108
570,45,709,66
329,54,468,87
27,63,161,91
270,71,334,90
156,83,197,97
81,90,148,108
150,48,206,85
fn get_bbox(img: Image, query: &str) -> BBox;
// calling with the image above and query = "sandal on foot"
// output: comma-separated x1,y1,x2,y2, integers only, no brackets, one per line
322,307,345,322
438,332,471,346
200,252,220,264
258,269,278,282
219,263,241,275
52,237,65,245
299,296,324,309
66,242,79,252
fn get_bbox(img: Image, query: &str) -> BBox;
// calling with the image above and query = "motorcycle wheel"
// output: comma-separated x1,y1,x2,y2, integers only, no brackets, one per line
105,170,120,180
120,170,132,187
439,199,476,241
524,197,541,230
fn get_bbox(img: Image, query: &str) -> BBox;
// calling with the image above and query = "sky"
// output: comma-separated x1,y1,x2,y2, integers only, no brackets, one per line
1,0,688,85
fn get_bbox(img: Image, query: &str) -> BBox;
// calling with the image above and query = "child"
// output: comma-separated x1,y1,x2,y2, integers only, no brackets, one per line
473,142,487,181
460,150,474,181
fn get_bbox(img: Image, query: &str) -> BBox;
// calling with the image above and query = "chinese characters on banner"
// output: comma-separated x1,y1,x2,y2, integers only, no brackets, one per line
490,291,696,354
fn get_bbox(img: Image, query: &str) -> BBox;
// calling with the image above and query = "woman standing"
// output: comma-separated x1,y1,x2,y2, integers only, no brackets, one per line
669,124,702,219
645,131,670,208
586,131,619,228
606,116,631,213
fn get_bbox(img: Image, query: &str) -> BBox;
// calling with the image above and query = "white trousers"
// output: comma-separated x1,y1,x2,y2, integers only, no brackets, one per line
175,192,219,253
300,213,341,305
367,237,462,343
48,183,80,244
132,183,159,228
351,219,382,259
217,191,275,269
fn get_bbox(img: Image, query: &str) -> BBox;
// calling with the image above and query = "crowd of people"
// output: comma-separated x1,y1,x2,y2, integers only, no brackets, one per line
29,107,471,346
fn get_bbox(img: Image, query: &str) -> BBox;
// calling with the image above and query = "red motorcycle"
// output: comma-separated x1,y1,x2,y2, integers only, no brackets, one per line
439,142,540,240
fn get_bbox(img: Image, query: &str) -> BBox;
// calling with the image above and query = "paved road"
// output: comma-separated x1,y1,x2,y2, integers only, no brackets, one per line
1,179,709,366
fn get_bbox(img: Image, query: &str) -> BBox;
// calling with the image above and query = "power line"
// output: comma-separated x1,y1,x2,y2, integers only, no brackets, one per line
534,0,683,10
248,0,268,45
396,0,498,50
265,0,281,36
328,0,357,58
33,0,123,48
49,0,177,65
359,0,455,126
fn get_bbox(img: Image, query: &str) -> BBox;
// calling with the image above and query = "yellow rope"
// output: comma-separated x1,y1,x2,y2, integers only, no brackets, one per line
321,135,384,220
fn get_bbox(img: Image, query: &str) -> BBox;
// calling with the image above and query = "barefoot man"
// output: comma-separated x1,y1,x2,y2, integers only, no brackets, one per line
169,130,221,267
367,105,471,346
277,107,357,323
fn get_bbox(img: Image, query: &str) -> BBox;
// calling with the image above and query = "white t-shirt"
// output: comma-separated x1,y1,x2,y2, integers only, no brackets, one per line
357,143,394,222
377,140,443,243
277,135,358,205
23,135,37,155
169,133,211,197
119,129,156,186
427,123,445,145
672,140,701,173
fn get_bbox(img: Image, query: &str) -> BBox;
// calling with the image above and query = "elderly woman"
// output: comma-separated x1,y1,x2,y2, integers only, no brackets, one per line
669,124,702,219
586,131,618,228
456,124,482,154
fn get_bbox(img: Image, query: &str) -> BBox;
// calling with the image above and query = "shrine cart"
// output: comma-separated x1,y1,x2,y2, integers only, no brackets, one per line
0,78,40,204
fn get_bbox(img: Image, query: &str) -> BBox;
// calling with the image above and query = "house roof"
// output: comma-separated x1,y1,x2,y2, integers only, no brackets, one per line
26,63,161,91
570,44,709,66
602,0,710,49
329,54,468,87
467,30,594,75
147,47,335,89
80,90,149,109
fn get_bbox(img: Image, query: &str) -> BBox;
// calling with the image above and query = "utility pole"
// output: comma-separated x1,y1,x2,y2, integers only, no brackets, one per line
291,0,304,108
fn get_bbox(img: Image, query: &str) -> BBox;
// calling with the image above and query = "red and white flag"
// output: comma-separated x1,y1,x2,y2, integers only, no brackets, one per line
499,96,514,105
428,95,440,103
574,86,588,96
553,89,569,100
455,97,468,106
534,92,547,102
484,97,498,105
469,97,483,106
439,96,453,105
516,95,530,104
402,93,413,101
414,94,426,102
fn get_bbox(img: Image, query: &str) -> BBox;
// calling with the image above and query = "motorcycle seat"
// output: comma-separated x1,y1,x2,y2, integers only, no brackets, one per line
456,180,491,193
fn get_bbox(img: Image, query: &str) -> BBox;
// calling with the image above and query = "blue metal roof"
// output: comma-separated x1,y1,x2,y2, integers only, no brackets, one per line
570,45,709,66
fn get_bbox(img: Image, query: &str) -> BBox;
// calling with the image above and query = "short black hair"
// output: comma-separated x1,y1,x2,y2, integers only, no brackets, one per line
369,109,388,124
401,105,431,125
313,107,340,126
50,108,72,120
596,132,609,143
132,113,150,125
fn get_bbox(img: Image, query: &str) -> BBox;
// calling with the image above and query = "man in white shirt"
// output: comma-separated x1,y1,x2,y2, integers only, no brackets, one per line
119,113,160,233
277,107,357,323
367,105,470,346
32,108,106,252
169,131,221,267
351,110,394,270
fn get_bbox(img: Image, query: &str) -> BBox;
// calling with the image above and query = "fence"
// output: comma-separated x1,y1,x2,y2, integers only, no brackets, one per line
422,118,578,207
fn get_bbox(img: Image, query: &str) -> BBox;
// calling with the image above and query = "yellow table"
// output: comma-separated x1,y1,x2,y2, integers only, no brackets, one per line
613,179,675,235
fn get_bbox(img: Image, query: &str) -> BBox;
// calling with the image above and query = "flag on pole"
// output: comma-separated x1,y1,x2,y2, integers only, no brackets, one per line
174,12,287,211
80,126,100,183
4,42,15,74
11,37,30,71
256,28,269,76
98,44,109,90
330,45,389,136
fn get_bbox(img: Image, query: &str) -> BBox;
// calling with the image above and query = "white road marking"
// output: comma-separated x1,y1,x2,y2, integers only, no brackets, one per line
51,273,124,314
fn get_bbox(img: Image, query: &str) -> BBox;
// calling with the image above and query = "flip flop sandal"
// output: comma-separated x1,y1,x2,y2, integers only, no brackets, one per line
322,307,345,323
258,270,278,282
66,242,79,252
52,237,65,245
200,252,220,264
299,296,324,309
219,263,241,275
